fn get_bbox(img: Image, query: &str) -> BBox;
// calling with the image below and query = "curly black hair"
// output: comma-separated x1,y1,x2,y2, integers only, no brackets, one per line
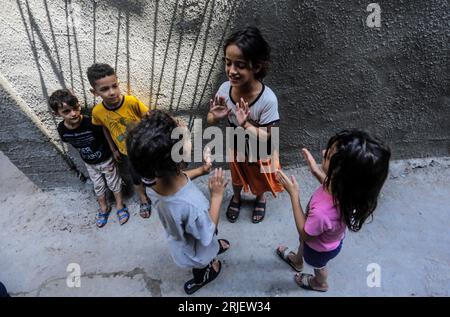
324,130,391,232
86,63,115,88
223,26,271,79
126,110,186,179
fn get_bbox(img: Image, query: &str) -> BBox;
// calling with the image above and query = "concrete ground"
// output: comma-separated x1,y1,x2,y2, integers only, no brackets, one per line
0,150,449,297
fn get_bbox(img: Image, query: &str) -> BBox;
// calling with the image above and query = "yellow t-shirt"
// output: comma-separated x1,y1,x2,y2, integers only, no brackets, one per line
92,95,149,155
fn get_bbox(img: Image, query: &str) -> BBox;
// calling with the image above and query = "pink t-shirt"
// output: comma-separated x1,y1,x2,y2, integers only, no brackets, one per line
304,186,346,252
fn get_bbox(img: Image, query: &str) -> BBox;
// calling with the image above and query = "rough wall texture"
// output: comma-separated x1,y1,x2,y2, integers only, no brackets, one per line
238,0,450,166
0,0,449,189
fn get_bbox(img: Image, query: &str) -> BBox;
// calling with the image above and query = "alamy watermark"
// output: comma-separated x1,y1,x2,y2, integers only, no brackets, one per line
366,263,381,288
366,3,381,28
171,119,280,173
66,263,81,288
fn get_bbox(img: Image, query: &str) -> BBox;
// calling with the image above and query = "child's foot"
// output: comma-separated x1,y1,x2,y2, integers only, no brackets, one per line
276,246,303,272
294,273,328,292
226,196,241,223
139,201,152,218
96,206,111,228
184,260,222,295
218,239,230,255
116,205,130,225
252,196,266,223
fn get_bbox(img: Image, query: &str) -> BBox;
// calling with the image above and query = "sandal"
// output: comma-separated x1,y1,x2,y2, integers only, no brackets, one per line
252,200,266,223
218,239,230,255
117,205,130,225
294,273,327,292
139,200,152,219
184,260,222,295
96,206,111,228
276,246,303,272
226,196,241,223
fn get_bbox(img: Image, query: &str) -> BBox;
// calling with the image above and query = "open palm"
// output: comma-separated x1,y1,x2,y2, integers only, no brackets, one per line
209,96,230,120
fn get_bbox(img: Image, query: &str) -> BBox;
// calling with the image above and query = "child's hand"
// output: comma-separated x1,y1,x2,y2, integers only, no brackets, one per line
276,170,300,197
208,168,228,197
302,148,326,183
202,146,212,174
236,98,250,127
209,96,231,120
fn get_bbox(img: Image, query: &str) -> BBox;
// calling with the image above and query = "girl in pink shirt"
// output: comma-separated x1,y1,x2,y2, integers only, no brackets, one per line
276,130,390,292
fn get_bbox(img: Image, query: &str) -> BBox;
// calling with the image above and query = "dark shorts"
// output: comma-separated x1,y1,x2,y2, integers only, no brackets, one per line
303,240,343,269
120,154,143,186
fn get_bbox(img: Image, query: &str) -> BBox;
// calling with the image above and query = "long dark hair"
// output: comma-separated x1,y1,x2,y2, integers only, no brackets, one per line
223,26,271,79
324,130,391,232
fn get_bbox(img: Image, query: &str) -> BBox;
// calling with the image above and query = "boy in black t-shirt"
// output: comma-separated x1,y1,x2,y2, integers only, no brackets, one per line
49,89,128,227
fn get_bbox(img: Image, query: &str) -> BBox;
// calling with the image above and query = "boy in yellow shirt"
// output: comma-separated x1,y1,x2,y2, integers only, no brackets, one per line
87,63,151,223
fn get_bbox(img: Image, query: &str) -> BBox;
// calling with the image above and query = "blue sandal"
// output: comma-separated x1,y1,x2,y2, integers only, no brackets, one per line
96,206,111,228
117,206,130,225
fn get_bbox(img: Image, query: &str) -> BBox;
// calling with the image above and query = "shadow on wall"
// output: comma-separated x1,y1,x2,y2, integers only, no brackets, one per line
5,0,450,190
12,0,239,187
233,0,450,165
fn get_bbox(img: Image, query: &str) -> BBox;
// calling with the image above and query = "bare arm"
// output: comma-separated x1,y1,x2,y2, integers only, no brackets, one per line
208,168,228,226
103,127,121,162
184,166,208,180
183,146,212,180
235,97,271,141
277,170,313,242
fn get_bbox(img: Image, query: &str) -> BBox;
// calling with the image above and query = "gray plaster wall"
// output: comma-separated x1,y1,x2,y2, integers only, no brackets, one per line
0,0,449,189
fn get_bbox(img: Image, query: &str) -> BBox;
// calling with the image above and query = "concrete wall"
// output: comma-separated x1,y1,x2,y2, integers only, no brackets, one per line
0,0,449,189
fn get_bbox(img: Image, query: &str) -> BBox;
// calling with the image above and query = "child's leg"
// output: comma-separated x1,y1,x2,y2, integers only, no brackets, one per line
103,158,124,210
232,185,242,202
113,191,124,210
292,240,304,267
97,194,109,212
312,267,329,290
85,162,108,212
134,183,149,204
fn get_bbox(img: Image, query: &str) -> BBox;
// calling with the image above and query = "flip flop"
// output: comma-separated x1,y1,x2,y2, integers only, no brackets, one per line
184,260,222,295
294,273,327,292
276,246,303,272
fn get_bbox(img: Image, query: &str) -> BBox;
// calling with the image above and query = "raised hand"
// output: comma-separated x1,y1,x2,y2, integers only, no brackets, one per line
208,168,228,197
276,170,300,196
302,148,326,184
235,97,250,127
209,96,231,120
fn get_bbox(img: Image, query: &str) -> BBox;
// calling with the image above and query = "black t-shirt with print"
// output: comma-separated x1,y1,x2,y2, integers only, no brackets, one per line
57,116,111,165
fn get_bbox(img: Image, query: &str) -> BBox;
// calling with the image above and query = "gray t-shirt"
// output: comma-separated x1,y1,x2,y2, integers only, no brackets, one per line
146,176,219,269
216,81,280,127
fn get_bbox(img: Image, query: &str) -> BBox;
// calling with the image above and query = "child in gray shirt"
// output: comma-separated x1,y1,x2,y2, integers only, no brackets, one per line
126,110,230,295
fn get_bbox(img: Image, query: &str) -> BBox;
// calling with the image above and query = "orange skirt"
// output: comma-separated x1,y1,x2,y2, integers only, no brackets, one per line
229,153,284,197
